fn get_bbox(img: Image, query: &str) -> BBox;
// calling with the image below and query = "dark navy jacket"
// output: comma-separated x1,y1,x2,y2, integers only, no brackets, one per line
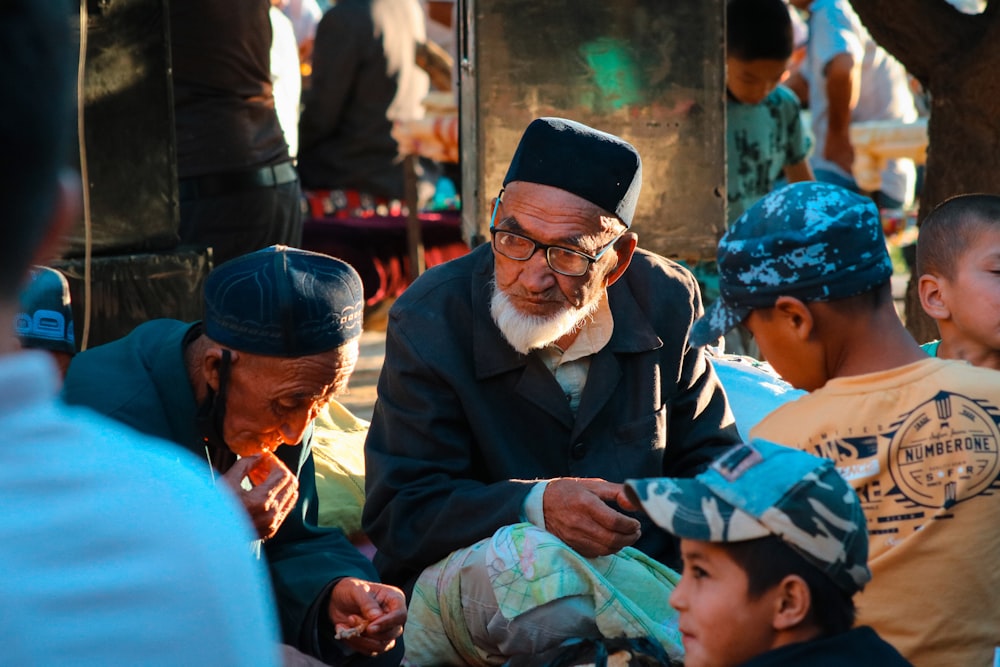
363,244,740,588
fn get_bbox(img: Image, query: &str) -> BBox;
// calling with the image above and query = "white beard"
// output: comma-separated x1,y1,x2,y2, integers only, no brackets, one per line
490,282,602,354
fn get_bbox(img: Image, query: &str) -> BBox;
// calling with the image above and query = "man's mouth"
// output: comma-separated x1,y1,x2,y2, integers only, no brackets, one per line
515,295,556,306
508,292,565,309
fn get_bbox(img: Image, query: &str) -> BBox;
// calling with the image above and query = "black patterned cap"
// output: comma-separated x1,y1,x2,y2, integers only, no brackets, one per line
503,117,642,227
690,182,893,347
204,246,364,357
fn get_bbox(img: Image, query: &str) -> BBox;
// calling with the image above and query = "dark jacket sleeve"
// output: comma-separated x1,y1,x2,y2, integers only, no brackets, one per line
362,308,534,587
265,448,382,648
660,274,740,476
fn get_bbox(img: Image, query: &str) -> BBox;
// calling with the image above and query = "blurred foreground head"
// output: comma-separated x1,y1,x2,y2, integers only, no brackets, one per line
0,1,77,299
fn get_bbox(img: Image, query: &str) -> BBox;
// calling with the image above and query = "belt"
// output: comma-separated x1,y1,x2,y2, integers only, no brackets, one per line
179,161,299,201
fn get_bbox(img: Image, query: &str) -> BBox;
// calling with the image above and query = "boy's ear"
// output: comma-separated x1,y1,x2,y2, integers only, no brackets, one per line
772,296,815,341
771,574,811,631
918,274,951,320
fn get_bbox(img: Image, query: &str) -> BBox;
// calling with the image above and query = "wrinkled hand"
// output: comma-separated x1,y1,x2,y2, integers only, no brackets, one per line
221,453,299,540
543,478,642,558
328,578,407,656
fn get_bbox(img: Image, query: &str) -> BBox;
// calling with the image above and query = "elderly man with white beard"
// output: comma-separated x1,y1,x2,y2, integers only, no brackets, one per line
363,117,740,666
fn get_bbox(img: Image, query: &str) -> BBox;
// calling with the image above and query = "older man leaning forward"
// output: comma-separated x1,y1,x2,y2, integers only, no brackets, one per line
63,246,406,666
363,117,740,665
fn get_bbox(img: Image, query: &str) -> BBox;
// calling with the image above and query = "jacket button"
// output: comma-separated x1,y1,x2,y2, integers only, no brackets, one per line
571,442,586,460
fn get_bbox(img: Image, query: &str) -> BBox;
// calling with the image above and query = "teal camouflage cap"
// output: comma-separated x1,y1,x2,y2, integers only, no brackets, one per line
626,439,871,595
690,182,893,347
15,266,75,355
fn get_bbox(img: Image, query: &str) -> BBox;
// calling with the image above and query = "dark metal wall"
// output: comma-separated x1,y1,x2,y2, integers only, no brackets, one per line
459,0,725,261
65,0,179,258
56,0,210,348
52,249,210,347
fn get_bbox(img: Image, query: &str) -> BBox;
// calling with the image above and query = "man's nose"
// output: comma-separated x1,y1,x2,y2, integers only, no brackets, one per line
279,409,314,446
518,248,557,291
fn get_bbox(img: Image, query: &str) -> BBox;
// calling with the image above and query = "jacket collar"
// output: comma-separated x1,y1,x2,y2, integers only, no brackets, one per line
148,321,208,453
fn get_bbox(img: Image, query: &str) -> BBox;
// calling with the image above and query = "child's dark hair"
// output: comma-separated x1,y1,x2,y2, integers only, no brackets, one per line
916,194,1000,280
723,535,856,636
727,0,794,61
826,280,893,316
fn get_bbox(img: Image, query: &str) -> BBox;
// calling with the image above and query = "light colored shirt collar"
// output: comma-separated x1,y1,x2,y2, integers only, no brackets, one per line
552,294,613,363
537,295,614,414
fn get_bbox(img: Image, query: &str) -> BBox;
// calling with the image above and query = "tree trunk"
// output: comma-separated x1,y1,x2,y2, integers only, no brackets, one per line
851,0,1000,342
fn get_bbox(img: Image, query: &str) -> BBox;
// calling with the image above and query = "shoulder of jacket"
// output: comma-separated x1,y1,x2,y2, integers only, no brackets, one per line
389,249,484,318
624,249,700,296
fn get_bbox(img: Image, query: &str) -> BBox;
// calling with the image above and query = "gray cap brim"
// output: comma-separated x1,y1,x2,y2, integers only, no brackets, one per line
625,477,771,543
689,297,751,348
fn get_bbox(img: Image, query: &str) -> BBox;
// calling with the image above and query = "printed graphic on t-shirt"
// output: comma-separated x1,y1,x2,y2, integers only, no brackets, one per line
889,391,1000,508
801,391,1000,549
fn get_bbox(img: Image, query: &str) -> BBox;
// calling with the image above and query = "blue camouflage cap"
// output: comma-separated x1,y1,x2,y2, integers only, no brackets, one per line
689,182,893,347
15,266,75,355
626,439,871,595
204,246,364,357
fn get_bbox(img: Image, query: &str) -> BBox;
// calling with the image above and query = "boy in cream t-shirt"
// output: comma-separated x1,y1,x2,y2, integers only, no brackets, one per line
688,181,1000,667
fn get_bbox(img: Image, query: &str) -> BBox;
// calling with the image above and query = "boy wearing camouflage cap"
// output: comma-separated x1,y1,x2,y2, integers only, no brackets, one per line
626,439,911,667
688,181,1000,666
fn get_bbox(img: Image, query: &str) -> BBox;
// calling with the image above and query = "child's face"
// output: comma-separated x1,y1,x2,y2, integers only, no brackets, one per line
744,305,827,391
937,227,1000,352
726,57,789,106
671,540,781,667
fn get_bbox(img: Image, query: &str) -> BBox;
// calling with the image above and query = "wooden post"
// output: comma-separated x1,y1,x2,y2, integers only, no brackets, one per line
403,154,426,280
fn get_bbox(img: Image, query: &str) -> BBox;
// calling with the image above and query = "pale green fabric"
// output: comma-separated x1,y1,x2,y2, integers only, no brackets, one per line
404,523,684,666
311,400,368,536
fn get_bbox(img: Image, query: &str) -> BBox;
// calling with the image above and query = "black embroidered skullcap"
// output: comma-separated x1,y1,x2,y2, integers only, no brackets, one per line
503,117,643,227
204,246,364,357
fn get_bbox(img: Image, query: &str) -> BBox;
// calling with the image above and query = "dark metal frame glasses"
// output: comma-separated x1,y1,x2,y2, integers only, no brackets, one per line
489,192,622,277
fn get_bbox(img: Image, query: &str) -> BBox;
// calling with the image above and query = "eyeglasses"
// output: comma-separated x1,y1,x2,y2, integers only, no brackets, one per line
489,194,622,277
